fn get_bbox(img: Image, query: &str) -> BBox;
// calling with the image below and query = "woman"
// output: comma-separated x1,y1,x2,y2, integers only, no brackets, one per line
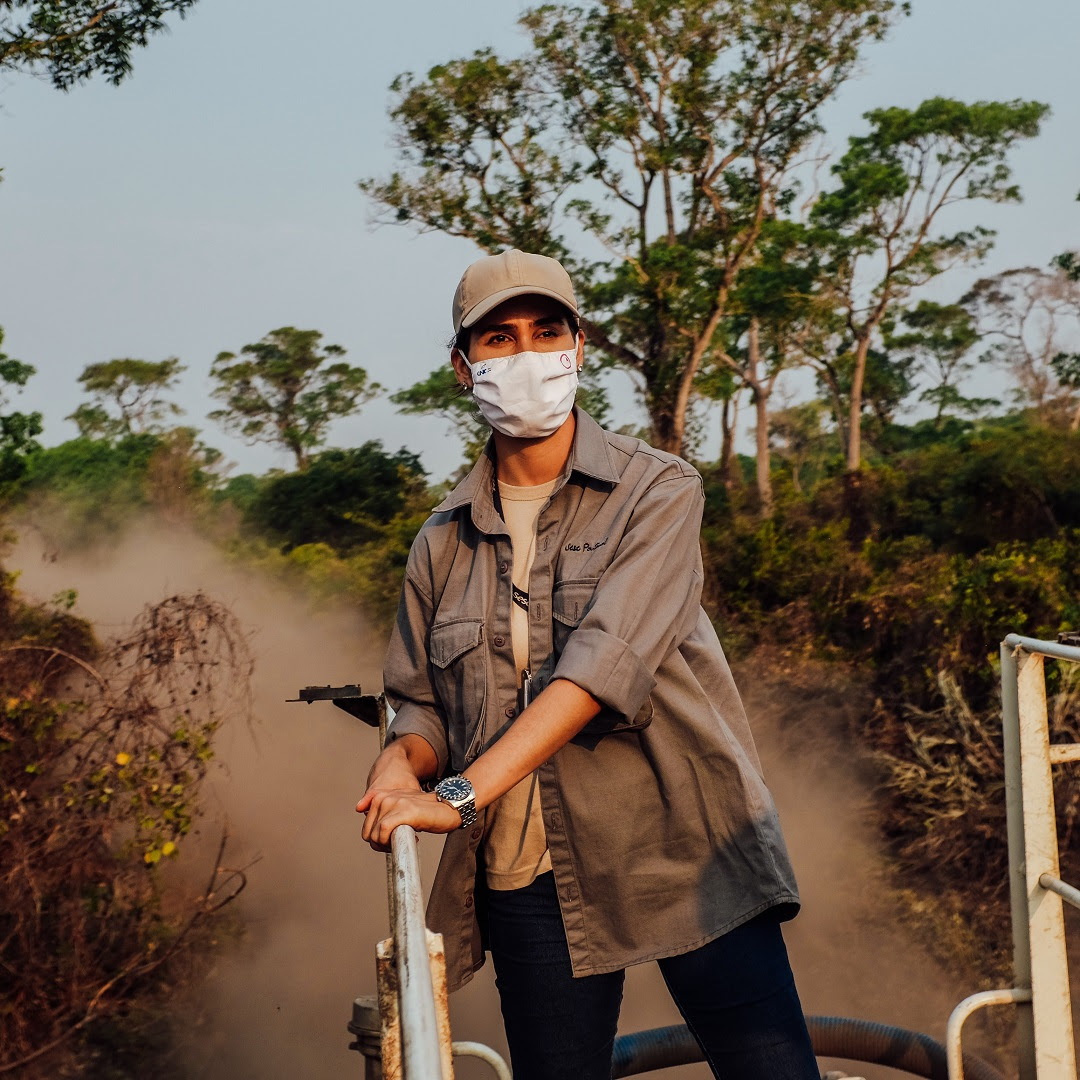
357,249,819,1080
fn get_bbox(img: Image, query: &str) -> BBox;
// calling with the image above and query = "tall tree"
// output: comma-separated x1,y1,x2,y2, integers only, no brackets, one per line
0,328,42,487
0,0,196,88
709,219,824,512
209,327,380,471
361,0,907,455
768,399,828,493
68,356,184,438
886,301,993,426
964,265,1080,427
811,97,1047,471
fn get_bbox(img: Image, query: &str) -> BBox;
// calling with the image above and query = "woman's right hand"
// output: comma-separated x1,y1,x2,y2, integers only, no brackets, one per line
363,741,423,797
356,738,430,852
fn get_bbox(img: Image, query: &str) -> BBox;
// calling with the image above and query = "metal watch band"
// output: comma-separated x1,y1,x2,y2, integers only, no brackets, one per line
434,775,476,829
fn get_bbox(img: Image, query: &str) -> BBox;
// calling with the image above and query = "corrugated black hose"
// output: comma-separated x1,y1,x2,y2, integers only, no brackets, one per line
610,1016,1005,1079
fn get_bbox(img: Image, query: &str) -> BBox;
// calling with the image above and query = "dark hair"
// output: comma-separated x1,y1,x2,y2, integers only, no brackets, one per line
450,305,581,360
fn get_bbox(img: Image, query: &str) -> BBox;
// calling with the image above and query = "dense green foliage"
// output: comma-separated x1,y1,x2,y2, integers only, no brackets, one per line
221,442,434,625
0,0,197,88
16,429,220,546
244,443,427,551
701,416,1080,950
16,404,1080,965
0,328,43,490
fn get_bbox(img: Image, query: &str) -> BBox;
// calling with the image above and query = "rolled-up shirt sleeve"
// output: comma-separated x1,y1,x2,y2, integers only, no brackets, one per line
383,560,450,777
551,471,705,726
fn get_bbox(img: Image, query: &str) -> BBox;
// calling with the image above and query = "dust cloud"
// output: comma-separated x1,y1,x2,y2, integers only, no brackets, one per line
9,525,1001,1080
11,522,396,1079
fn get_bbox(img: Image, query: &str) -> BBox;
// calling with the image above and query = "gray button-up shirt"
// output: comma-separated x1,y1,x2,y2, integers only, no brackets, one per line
384,408,799,991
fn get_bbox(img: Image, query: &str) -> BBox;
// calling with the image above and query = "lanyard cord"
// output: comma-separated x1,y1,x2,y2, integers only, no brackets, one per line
493,469,530,612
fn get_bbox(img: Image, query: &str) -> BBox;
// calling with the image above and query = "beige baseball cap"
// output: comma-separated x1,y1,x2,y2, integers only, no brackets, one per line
452,249,578,335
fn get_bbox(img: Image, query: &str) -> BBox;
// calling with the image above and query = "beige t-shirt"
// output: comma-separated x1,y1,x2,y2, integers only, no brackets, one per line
483,477,558,890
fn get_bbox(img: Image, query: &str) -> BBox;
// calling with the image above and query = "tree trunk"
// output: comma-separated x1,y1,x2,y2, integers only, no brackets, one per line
747,320,773,516
669,389,690,456
846,334,873,472
719,395,740,487
1071,397,1080,433
289,440,309,472
673,288,730,457
813,362,848,456
754,389,772,515
650,405,680,455
843,469,870,545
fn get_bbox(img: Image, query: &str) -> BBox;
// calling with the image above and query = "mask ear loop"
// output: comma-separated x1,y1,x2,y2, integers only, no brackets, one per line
452,344,472,391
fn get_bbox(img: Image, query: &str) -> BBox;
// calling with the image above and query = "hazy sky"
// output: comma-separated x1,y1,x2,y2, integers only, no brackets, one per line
1,0,1078,480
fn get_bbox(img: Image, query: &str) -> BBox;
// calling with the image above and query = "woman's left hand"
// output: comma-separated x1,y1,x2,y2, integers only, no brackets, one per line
358,788,463,852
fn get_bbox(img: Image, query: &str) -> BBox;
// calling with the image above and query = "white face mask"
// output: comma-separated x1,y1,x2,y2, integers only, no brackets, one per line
466,347,580,439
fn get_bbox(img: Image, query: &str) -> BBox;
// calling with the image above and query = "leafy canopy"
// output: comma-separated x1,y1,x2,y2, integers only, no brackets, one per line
363,0,909,454
886,301,995,424
809,97,1048,469
209,327,381,471
68,356,184,439
0,0,197,88
246,442,427,552
0,328,43,489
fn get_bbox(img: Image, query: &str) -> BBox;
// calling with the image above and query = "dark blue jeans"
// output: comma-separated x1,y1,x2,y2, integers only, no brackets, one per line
484,872,819,1080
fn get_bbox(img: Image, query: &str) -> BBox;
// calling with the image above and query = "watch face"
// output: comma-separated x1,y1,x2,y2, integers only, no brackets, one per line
438,777,472,803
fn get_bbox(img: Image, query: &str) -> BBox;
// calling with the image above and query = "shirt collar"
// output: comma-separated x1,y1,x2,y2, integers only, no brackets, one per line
431,407,619,531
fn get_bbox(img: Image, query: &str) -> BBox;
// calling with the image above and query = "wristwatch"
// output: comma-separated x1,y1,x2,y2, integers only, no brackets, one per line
433,775,476,829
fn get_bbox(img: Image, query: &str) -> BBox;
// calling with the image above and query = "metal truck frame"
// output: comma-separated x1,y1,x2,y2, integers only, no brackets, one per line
299,630,1080,1078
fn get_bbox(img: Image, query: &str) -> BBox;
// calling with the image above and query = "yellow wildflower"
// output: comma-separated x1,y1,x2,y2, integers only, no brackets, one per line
115,752,131,766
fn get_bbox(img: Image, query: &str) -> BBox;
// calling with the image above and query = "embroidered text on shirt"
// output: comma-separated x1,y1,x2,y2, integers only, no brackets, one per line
564,538,608,553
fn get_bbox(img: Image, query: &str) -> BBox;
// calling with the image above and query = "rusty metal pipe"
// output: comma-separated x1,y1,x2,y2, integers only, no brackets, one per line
388,825,446,1078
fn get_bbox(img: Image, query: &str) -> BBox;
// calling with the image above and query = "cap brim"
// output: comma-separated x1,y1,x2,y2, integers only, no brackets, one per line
459,286,579,331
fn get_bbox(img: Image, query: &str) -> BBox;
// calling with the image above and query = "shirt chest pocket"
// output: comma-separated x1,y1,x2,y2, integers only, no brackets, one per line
428,618,488,772
551,578,599,656
550,578,653,736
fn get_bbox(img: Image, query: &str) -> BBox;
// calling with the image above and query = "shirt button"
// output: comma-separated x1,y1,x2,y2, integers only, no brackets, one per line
499,561,509,574
493,635,505,647
470,828,482,841
464,895,474,909
504,706,516,719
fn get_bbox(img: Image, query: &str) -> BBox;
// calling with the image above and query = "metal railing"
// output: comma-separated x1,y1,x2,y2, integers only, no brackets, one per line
294,684,511,1079
382,823,449,1078
373,698,511,1080
947,634,1080,1080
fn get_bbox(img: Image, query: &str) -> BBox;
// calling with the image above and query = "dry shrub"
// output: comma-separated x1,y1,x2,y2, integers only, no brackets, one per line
873,667,1080,960
0,584,254,1073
